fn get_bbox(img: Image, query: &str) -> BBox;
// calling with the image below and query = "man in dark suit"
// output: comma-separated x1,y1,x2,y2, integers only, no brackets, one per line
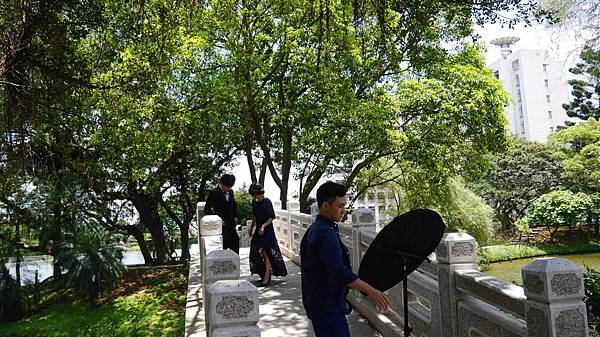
204,174,239,254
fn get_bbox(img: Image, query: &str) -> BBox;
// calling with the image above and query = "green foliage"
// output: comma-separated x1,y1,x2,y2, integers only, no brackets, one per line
56,225,125,306
0,266,186,336
372,170,494,245
0,291,183,337
469,137,563,232
563,46,600,122
584,266,600,335
234,185,254,230
525,190,594,233
479,239,600,264
550,118,600,195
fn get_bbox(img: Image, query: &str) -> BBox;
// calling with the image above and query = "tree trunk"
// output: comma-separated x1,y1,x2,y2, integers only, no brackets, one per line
244,135,258,184
299,166,327,212
14,222,22,320
127,225,153,265
179,224,190,263
131,194,171,265
259,159,267,186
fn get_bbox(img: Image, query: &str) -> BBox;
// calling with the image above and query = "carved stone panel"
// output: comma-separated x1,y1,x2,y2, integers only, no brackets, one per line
216,295,254,319
524,274,545,295
551,273,582,297
436,244,448,259
203,249,240,283
451,242,475,257
208,279,260,327
209,261,237,275
526,307,549,337
437,233,477,264
555,309,585,337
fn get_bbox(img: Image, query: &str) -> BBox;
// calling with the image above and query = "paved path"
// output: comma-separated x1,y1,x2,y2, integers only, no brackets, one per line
185,245,381,337
238,248,381,337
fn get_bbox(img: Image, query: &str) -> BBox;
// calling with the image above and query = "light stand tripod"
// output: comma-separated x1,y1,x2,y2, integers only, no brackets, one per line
373,245,431,337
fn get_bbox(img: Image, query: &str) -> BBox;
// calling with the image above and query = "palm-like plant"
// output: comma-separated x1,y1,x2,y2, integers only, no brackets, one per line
0,262,20,321
56,224,125,307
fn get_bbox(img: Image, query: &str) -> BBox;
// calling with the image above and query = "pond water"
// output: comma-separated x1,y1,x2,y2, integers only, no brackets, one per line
481,252,600,285
4,249,182,285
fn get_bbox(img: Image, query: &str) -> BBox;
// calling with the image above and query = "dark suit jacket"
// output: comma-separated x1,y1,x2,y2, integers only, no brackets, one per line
204,186,238,228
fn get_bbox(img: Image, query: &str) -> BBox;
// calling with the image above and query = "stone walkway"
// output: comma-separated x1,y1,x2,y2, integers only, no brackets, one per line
186,245,381,337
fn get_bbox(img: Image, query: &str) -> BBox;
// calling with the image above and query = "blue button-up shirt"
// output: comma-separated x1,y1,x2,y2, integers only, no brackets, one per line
300,215,358,319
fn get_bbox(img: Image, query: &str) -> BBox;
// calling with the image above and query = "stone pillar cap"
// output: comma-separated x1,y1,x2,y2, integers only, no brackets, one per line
200,215,223,236
522,257,584,303
522,257,579,273
435,232,477,264
287,200,300,212
351,208,376,226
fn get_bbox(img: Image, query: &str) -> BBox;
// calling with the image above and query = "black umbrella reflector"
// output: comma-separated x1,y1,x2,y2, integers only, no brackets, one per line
358,209,445,292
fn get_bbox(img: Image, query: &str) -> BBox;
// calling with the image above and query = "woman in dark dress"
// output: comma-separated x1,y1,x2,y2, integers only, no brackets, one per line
247,184,287,287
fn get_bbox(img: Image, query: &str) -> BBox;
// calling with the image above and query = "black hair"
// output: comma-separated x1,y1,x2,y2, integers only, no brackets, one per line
316,181,346,208
248,183,265,195
220,174,236,187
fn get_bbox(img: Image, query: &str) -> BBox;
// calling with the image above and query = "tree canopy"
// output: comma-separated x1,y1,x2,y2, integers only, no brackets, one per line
563,46,600,123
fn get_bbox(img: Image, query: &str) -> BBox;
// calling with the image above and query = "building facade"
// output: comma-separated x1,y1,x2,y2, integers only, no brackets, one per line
489,37,571,142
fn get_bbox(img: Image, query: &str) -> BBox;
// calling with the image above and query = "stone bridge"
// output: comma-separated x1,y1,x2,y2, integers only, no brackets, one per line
184,201,590,337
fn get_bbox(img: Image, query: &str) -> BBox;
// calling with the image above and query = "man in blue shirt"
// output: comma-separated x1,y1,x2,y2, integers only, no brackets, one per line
301,182,389,337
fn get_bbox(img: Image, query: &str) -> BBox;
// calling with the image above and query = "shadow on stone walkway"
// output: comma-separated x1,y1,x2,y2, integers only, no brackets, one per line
238,248,382,337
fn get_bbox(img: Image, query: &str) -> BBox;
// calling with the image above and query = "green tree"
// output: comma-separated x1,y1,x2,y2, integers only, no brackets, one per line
525,190,594,238
201,0,538,210
56,224,125,307
357,159,494,245
563,46,600,123
235,186,254,231
550,118,600,194
470,137,563,232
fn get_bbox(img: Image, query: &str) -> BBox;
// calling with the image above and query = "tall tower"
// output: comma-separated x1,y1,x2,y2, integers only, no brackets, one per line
489,37,571,142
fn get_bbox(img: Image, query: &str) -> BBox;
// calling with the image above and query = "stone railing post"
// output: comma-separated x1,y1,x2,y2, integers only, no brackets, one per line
435,233,478,337
199,215,224,271
350,208,376,274
197,202,206,230
522,258,589,337
310,203,319,222
287,200,300,251
207,279,260,337
203,249,241,335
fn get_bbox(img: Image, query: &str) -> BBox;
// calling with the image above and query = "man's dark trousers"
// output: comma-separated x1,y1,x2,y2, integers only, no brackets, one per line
311,314,351,337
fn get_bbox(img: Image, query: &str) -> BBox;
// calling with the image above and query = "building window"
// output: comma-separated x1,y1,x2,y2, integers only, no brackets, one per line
512,60,520,71
550,126,554,132
546,95,550,103
548,111,553,119
543,64,548,72
493,70,499,79
544,79,549,88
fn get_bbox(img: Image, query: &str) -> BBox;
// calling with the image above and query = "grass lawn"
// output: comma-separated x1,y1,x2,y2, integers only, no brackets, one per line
0,265,188,337
479,238,600,264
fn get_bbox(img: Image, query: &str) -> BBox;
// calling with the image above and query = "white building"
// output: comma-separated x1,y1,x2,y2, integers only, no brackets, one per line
489,37,571,142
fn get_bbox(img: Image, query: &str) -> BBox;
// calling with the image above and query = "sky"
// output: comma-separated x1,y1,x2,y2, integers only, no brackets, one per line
475,20,583,68
232,19,586,201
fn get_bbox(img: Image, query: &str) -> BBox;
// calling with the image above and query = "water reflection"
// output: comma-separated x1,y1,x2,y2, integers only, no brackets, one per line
4,249,182,284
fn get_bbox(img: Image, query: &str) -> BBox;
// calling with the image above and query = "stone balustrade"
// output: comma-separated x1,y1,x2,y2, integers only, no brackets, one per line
185,202,261,337
272,202,589,337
